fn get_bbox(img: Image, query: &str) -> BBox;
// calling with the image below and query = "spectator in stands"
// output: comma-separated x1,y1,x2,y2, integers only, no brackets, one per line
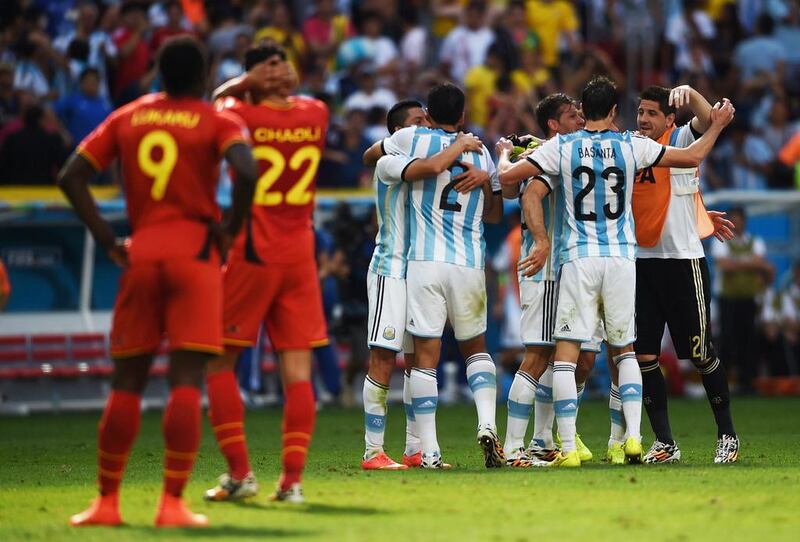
712,207,774,393
302,0,354,68
337,11,399,77
13,34,60,102
206,4,252,57
0,103,67,185
399,7,427,73
760,285,791,378
318,108,372,188
733,14,786,86
313,227,343,403
253,2,306,74
54,68,111,148
53,0,117,100
665,0,716,77
707,120,774,190
211,31,249,88
150,1,196,53
439,0,495,83
342,64,397,113
524,0,581,70
0,63,18,128
111,1,151,105
464,44,508,133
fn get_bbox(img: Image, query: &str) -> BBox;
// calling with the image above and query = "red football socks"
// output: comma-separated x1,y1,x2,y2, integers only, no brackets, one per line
162,386,201,497
206,370,252,480
280,381,316,490
97,390,141,496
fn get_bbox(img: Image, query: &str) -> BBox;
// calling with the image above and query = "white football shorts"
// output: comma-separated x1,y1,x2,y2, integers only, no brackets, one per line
367,271,414,353
406,260,487,341
553,257,635,347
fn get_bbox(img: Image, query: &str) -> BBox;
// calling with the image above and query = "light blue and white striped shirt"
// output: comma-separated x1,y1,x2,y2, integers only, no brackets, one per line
383,126,500,269
519,174,564,282
368,154,416,279
527,129,665,262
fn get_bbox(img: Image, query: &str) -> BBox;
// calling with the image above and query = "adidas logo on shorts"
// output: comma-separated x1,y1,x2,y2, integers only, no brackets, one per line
409,319,415,327
560,324,571,332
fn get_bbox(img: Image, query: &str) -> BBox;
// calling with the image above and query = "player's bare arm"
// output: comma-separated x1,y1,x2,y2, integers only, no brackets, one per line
218,142,258,255
518,178,550,277
658,100,735,168
481,184,503,224
400,132,482,181
496,138,542,185
211,56,292,102
58,154,129,267
669,85,712,134
363,140,384,166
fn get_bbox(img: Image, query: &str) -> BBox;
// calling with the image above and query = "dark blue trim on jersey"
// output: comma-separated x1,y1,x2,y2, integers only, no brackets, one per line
400,157,420,182
380,139,386,155
526,156,546,175
533,175,552,195
689,122,703,140
651,145,667,168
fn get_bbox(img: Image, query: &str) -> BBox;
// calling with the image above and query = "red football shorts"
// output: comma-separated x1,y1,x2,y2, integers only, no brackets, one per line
110,259,224,358
222,258,328,351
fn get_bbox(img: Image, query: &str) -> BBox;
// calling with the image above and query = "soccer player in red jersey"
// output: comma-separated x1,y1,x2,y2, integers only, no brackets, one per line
203,44,329,504
58,37,257,528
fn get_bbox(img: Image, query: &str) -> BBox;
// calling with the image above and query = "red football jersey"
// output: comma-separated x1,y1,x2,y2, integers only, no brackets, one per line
219,96,329,264
78,93,248,262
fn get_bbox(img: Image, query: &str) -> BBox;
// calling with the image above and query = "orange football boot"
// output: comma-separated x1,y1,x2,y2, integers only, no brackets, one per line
154,494,208,528
70,494,122,527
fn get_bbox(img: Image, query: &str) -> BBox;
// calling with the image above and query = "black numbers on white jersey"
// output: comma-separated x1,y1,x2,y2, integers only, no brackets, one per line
438,160,464,212
572,165,625,222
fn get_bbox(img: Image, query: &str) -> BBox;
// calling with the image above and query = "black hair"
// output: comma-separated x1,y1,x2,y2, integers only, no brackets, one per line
120,1,147,16
535,93,574,136
426,83,465,126
386,100,423,132
756,14,774,35
728,206,746,221
580,76,618,121
23,104,43,127
158,36,206,97
244,43,287,71
67,38,90,62
639,85,676,117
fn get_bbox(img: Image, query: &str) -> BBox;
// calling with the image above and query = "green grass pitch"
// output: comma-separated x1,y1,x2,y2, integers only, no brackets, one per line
1,397,799,541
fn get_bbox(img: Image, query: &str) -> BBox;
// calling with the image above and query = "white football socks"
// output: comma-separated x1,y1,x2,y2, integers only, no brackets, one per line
608,382,626,448
615,352,643,441
504,371,537,454
553,361,578,453
363,375,389,457
403,370,421,456
465,353,497,431
532,363,555,450
410,368,440,455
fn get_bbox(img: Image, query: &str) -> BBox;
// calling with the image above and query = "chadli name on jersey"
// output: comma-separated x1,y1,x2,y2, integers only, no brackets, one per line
253,126,323,143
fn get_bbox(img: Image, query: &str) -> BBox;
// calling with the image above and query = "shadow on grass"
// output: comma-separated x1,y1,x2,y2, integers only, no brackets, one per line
225,500,383,516
122,524,316,538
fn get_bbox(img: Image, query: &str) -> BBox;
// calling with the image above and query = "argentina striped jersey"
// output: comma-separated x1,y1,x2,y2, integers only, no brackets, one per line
527,130,665,262
519,174,564,282
383,126,500,269
368,154,415,279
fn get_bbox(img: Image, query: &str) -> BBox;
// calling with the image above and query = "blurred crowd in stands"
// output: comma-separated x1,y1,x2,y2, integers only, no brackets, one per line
0,0,800,189
1,0,800,398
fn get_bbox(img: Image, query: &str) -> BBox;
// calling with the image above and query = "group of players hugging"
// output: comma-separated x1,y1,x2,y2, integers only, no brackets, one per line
58,35,739,528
